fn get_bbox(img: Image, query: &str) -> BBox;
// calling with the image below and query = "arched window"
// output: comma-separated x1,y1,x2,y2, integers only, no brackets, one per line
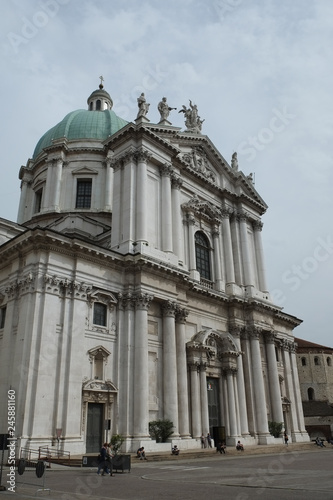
327,357,332,366
96,99,101,110
301,357,306,366
314,356,320,366
308,387,315,401
195,231,211,280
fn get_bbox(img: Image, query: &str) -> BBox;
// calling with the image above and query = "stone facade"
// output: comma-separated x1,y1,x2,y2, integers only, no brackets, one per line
295,338,333,439
0,85,309,455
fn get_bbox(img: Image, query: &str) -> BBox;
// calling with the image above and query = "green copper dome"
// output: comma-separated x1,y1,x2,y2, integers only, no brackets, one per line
33,108,128,159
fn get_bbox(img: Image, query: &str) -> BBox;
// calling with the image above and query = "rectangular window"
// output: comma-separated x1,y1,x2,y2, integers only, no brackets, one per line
93,303,107,327
34,188,43,213
0,306,6,329
76,180,92,209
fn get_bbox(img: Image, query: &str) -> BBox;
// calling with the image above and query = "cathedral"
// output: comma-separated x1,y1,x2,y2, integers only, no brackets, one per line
0,82,309,454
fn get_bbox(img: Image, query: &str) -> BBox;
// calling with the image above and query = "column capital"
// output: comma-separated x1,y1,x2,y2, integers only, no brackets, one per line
221,207,233,219
118,292,135,310
160,162,173,177
212,224,220,236
134,292,153,310
237,210,248,222
246,325,262,340
136,148,152,163
171,175,183,189
175,307,189,324
281,339,296,353
264,330,277,344
253,220,263,231
188,362,200,372
223,367,238,376
161,300,178,317
228,324,243,338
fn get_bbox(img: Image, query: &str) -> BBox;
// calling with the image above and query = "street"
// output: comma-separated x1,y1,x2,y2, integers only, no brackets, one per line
2,448,333,500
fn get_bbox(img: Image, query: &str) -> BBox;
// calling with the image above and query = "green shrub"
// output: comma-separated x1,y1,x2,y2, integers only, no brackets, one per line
110,434,124,455
149,419,174,442
268,421,283,438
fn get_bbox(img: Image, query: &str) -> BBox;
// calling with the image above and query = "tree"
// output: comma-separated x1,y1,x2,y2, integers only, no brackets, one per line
149,420,174,442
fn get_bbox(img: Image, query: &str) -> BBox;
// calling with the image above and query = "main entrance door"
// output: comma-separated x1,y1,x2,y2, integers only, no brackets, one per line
207,377,222,441
86,403,103,453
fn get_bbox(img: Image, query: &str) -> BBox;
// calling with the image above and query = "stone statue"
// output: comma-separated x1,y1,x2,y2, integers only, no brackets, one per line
157,97,176,122
231,152,238,170
179,100,204,132
136,93,150,118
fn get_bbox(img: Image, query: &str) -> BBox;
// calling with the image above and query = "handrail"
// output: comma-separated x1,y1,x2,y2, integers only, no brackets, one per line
20,446,71,466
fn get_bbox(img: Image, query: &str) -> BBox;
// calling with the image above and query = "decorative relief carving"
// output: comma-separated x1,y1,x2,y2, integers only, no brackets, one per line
182,194,221,224
6,272,35,298
180,147,215,182
44,274,92,298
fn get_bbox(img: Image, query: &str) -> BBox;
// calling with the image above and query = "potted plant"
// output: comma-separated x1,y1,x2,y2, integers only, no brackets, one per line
109,434,130,473
149,419,174,442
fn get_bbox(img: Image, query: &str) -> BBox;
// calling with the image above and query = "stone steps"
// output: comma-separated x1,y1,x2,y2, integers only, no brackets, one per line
60,441,328,468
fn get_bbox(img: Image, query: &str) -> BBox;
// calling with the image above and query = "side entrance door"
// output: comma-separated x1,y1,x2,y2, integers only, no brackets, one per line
86,403,103,453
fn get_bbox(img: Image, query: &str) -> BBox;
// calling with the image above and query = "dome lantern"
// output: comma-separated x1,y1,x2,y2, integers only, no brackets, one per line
87,76,113,111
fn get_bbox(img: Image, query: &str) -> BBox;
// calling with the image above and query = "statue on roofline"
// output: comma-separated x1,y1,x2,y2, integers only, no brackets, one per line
136,93,150,118
179,100,204,133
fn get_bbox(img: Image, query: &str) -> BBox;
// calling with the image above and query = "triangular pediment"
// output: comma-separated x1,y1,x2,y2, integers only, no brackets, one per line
72,166,98,175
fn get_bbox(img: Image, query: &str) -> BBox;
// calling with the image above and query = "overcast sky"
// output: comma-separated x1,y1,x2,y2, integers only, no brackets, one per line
1,0,332,347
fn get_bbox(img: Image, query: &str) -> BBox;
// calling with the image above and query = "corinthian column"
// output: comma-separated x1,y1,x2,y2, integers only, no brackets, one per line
133,293,153,437
282,341,300,435
104,152,114,211
136,149,151,244
175,308,190,438
117,293,135,437
171,176,184,263
221,210,235,284
199,364,210,435
160,164,173,252
231,327,250,435
265,331,284,424
238,212,254,288
212,224,224,291
248,327,270,439
290,343,308,436
162,301,179,436
225,368,238,437
253,220,268,293
17,178,30,223
53,157,63,210
187,213,200,280
189,364,201,438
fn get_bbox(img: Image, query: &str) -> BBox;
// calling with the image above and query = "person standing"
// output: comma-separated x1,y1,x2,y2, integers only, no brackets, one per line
284,431,289,446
